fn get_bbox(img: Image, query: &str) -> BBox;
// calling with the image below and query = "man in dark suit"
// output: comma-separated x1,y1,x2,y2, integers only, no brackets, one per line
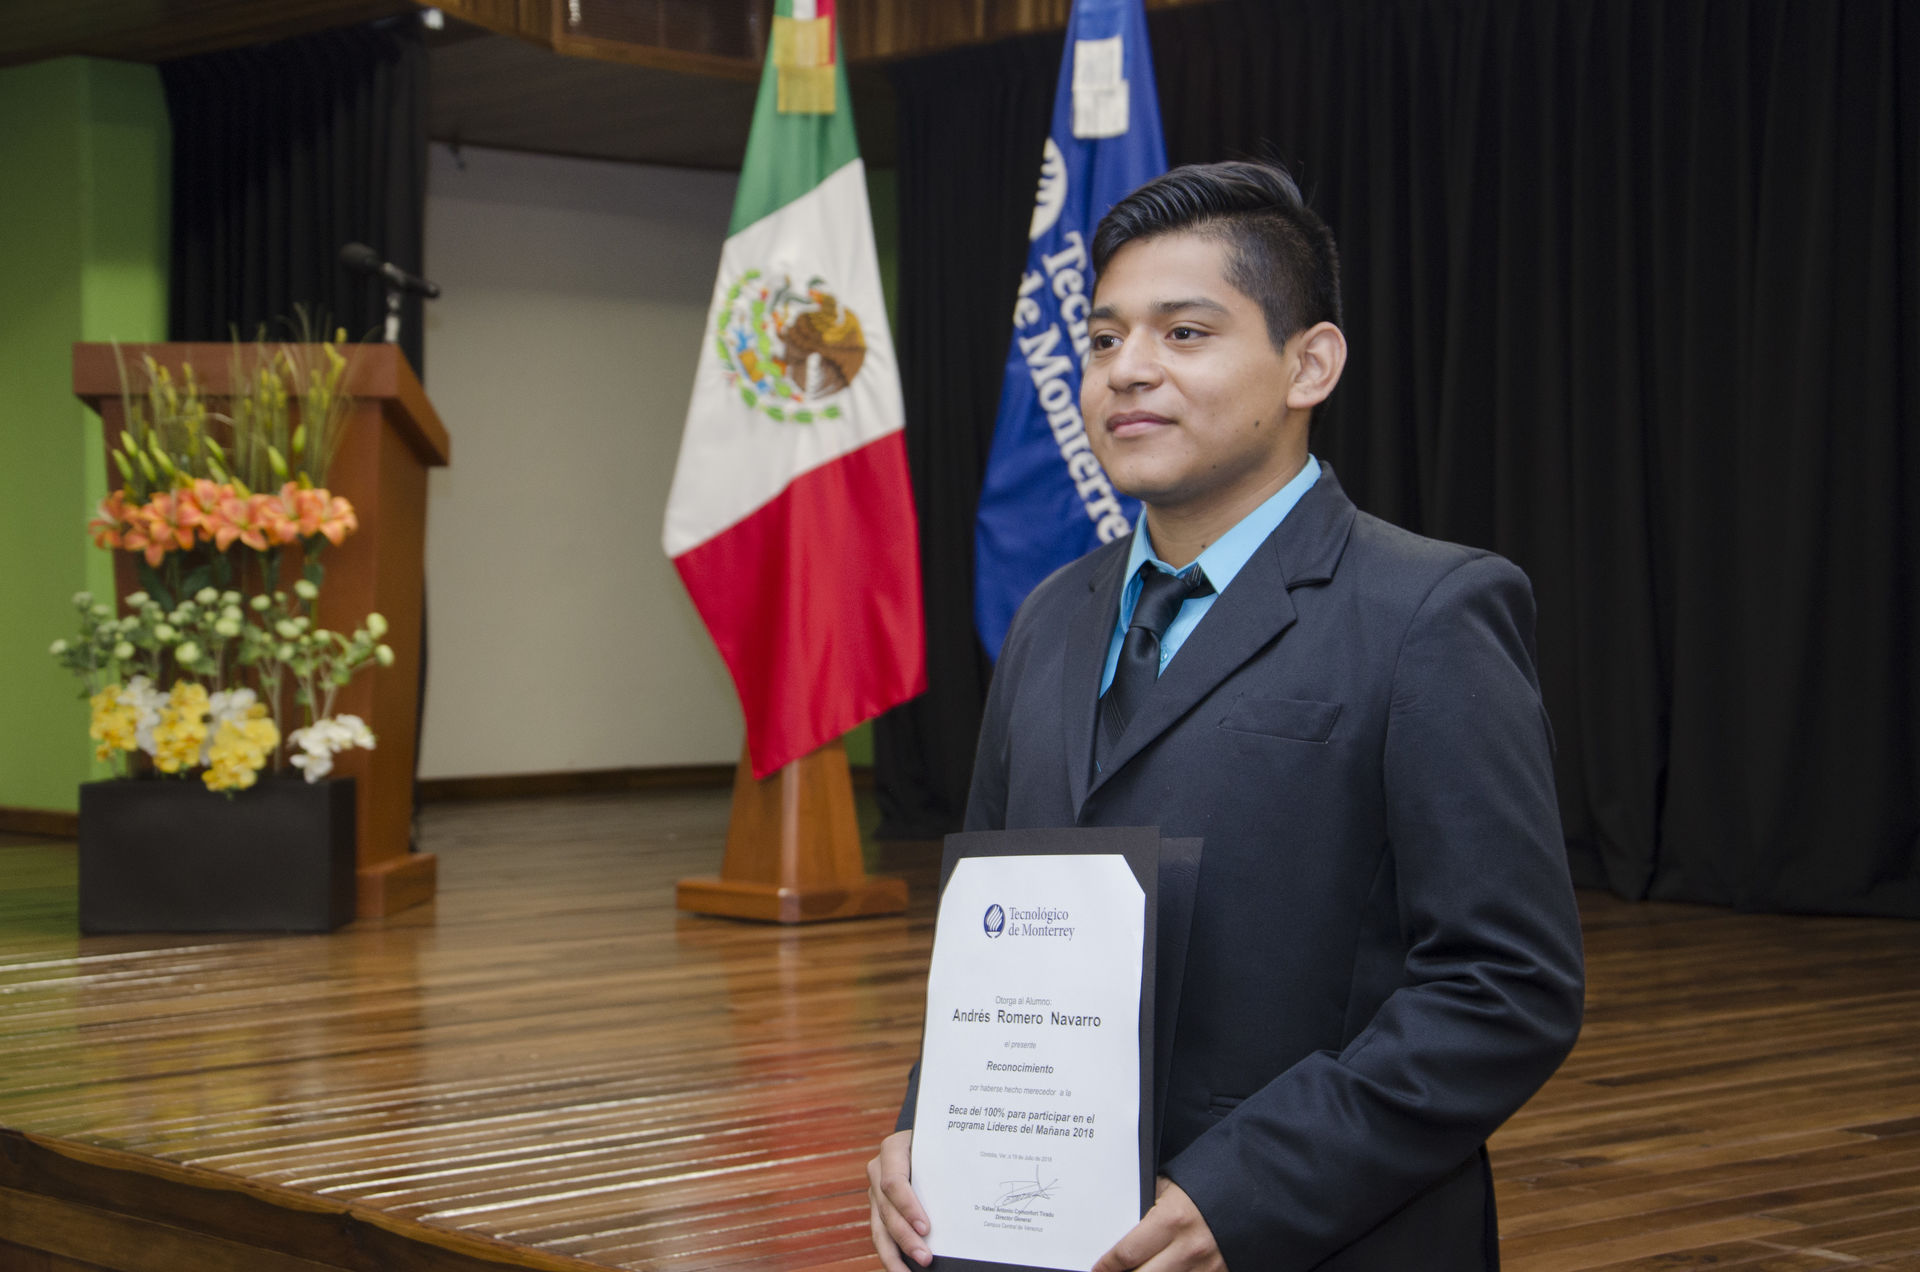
869,161,1584,1271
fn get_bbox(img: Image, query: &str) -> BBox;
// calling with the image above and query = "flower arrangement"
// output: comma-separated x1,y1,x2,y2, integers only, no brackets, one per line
51,338,394,793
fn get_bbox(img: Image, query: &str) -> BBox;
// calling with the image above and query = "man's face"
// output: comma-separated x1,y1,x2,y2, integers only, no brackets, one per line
1082,231,1308,523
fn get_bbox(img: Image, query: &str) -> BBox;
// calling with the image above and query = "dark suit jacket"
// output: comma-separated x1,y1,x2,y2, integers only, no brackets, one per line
907,466,1584,1271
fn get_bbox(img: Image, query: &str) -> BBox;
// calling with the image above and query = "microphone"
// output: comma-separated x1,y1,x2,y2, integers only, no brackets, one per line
339,242,441,299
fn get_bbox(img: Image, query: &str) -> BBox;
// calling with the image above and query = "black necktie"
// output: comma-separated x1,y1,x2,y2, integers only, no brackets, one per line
1097,564,1212,770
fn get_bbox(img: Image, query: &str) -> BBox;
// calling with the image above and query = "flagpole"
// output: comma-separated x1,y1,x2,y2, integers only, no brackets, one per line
664,0,919,923
675,738,907,923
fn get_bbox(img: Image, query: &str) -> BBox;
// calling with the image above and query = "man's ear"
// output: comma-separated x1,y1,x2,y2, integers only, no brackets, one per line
1285,322,1347,411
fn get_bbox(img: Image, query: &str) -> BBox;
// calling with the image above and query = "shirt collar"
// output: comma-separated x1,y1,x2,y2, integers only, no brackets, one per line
1123,454,1322,590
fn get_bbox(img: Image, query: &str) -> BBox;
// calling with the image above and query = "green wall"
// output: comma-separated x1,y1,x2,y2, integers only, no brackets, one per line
0,58,169,814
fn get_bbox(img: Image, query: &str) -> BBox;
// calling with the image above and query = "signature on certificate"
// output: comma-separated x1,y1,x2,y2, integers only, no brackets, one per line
994,1163,1062,1211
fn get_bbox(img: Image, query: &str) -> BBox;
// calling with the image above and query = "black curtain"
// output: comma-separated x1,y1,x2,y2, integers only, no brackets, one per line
161,17,430,373
879,0,1920,917
873,35,1066,839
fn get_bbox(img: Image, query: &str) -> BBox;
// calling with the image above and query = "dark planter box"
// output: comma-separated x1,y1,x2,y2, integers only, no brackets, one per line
78,776,356,934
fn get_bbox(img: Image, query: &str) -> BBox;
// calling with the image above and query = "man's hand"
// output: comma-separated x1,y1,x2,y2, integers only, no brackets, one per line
867,1128,932,1270
1092,1177,1225,1272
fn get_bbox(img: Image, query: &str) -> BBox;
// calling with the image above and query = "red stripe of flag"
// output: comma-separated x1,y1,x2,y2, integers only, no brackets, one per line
672,431,924,778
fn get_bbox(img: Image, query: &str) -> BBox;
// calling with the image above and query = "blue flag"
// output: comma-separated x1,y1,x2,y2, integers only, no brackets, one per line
972,0,1166,659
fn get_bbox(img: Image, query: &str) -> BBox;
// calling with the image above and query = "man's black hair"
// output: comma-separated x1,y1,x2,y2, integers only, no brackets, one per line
1090,160,1342,351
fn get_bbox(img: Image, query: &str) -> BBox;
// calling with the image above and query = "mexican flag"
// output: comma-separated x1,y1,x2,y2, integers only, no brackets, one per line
663,0,925,780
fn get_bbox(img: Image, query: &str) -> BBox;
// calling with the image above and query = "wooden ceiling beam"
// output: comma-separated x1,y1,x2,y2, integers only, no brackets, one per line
0,0,1214,76
431,0,1218,84
432,0,763,78
0,0,421,69
841,0,1214,64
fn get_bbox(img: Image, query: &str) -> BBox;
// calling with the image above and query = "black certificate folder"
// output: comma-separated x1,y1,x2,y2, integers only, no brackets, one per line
915,826,1201,1272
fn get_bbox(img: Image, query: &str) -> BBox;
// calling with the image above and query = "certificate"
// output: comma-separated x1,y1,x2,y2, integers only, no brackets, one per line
910,827,1163,1272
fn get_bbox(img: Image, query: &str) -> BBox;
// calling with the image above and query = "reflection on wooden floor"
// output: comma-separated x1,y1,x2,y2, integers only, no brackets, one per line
1,793,1918,1270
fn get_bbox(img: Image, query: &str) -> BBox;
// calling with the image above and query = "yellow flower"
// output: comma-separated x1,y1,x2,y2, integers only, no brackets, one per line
202,705,279,792
88,685,139,761
152,682,211,773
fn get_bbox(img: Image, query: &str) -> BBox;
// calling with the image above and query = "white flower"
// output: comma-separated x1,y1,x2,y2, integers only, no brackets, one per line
154,623,177,642
207,687,258,727
366,612,388,639
175,641,201,665
113,641,135,661
334,714,376,749
214,619,242,638
195,587,219,605
74,591,95,608
49,639,68,656
201,688,262,766
289,749,334,781
285,714,377,782
293,579,319,601
124,591,146,608
123,676,165,757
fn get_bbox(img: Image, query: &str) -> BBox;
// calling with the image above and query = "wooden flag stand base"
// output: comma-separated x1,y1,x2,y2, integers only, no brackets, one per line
675,739,907,924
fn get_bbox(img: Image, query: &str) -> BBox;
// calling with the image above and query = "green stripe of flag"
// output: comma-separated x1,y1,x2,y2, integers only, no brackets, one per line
728,0,861,235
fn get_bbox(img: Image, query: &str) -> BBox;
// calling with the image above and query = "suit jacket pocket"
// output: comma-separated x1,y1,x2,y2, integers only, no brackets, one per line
1218,696,1342,743
1205,1094,1244,1121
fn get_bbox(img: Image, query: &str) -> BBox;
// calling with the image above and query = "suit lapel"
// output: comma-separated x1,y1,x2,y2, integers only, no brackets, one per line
1088,467,1359,796
1065,544,1131,818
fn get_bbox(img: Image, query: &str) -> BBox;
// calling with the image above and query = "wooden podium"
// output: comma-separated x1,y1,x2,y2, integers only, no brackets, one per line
676,739,907,924
74,343,450,919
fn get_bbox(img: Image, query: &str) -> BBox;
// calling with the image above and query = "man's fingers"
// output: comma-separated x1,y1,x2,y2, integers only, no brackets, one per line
881,1175,930,1236
868,1131,931,1268
868,1203,915,1272
876,1130,930,1236
881,1203,932,1266
1091,1207,1175,1272
1091,1183,1223,1272
874,1177,931,1268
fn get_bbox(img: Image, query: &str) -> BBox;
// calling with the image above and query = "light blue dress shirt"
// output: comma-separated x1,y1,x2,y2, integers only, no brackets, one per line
1099,455,1322,695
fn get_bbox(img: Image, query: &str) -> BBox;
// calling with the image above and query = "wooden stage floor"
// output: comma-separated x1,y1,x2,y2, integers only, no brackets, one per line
2,790,1919,1270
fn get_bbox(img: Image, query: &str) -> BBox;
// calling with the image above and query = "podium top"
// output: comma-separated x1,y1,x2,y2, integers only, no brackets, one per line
72,342,450,468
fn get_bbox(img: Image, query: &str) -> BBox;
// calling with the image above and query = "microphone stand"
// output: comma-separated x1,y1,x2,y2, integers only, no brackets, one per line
384,284,403,344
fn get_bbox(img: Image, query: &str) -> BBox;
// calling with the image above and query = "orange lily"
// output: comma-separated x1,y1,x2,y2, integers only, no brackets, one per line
120,520,156,563
253,488,302,547
130,492,196,566
88,491,130,550
213,487,271,551
291,486,358,546
315,492,358,546
290,485,329,538
175,479,227,541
